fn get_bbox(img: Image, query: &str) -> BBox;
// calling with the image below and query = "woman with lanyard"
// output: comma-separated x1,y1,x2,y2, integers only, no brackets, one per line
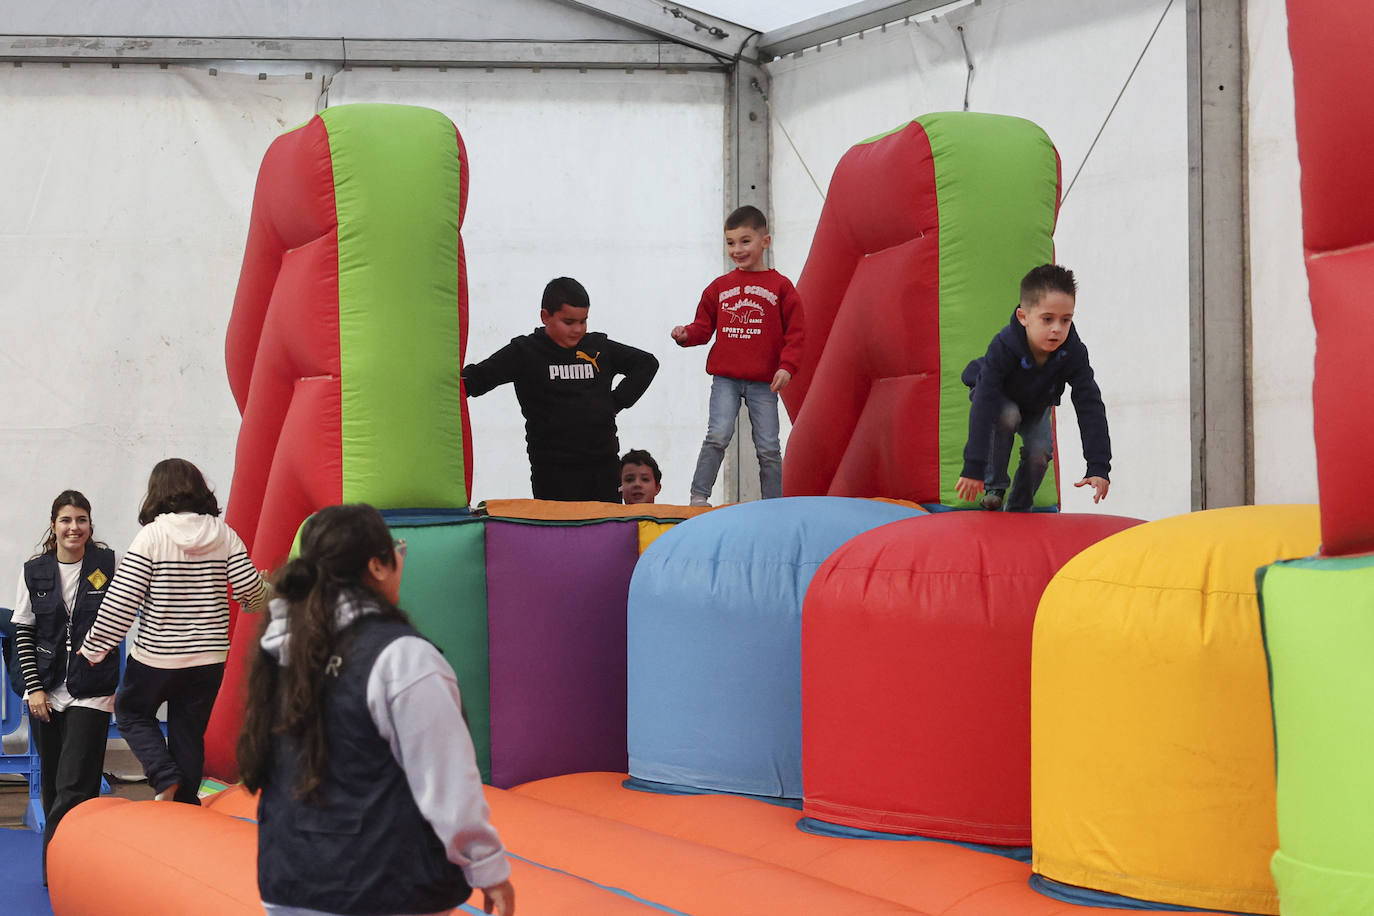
12,489,119,881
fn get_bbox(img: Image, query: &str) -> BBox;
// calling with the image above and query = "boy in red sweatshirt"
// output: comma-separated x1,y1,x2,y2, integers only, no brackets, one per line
672,206,804,505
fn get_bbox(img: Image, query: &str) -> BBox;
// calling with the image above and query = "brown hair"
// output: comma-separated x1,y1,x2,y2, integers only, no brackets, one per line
725,205,767,233
138,458,220,525
619,448,662,485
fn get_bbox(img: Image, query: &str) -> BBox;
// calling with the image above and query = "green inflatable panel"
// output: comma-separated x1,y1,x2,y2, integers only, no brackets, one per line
287,513,492,782
321,104,470,510
924,112,1059,508
1259,553,1374,913
390,518,492,783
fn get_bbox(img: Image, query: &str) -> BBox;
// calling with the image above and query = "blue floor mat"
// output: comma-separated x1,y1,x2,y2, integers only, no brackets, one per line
0,826,52,915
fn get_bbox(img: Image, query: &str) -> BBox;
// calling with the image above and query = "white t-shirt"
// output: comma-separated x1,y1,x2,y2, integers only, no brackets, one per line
12,558,117,714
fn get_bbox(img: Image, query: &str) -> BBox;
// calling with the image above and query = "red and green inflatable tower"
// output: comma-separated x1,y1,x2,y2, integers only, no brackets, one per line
205,104,473,778
781,112,1061,507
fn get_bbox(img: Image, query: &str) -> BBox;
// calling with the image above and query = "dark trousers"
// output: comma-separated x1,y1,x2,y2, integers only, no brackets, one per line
531,457,622,503
982,396,1054,512
115,658,224,804
35,704,110,875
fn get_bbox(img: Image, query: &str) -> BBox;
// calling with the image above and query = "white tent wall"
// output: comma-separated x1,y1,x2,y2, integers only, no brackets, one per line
765,0,1319,520
325,67,725,506
0,64,320,607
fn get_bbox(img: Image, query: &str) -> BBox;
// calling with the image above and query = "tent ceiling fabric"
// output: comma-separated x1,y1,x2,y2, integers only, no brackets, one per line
0,0,893,49
0,0,657,42
554,0,748,57
757,0,968,58
0,35,726,71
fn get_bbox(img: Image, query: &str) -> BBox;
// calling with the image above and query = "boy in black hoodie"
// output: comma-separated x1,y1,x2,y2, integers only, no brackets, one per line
954,264,1111,512
462,277,659,502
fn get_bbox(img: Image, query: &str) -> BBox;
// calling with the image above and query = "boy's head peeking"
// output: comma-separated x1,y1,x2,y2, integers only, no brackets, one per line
724,205,770,272
1016,264,1077,364
619,448,662,504
541,276,590,349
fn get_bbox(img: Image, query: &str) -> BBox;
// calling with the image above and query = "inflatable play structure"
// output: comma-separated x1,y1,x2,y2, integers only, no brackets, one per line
207,102,475,778
44,4,1374,906
781,112,1062,507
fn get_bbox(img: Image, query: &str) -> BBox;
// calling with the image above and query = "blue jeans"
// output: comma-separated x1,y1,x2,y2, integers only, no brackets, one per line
984,396,1053,512
690,375,783,500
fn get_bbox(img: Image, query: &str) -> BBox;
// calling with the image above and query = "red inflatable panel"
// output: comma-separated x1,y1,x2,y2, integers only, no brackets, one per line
223,117,343,569
781,126,940,499
802,511,1140,845
208,119,347,780
1286,1,1374,556
788,236,941,498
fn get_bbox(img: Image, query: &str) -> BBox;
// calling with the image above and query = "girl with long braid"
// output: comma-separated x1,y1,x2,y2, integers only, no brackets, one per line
237,503,513,916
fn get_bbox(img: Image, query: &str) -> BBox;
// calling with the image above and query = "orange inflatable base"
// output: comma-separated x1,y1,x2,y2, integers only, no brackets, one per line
49,774,1233,915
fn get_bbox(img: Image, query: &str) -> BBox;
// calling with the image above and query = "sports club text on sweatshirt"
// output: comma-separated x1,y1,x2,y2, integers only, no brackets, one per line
677,268,804,382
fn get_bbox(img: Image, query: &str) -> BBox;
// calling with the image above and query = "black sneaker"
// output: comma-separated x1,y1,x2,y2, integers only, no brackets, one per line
980,488,1005,510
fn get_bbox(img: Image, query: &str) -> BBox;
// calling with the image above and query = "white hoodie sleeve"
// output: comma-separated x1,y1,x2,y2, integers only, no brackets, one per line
366,636,510,890
81,529,154,661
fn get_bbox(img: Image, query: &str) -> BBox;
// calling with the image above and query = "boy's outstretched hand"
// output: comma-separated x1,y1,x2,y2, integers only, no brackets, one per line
670,325,688,344
955,476,984,503
1075,476,1110,503
770,368,791,393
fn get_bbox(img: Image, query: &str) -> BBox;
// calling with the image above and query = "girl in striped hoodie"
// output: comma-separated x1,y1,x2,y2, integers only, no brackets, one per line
81,458,267,803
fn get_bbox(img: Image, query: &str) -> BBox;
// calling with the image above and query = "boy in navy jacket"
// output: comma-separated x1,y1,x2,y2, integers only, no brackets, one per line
955,264,1111,511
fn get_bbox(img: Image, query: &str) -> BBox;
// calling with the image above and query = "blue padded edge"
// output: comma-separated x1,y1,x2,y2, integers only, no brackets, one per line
379,507,474,526
796,817,1031,862
919,503,1060,514
501,851,692,914
1029,874,1260,913
622,776,803,810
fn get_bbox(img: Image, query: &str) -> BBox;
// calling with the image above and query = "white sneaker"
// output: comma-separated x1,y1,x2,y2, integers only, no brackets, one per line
689,495,711,507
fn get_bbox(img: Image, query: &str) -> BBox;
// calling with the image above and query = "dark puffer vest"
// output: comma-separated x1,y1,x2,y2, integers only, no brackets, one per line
257,615,472,915
21,547,119,697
